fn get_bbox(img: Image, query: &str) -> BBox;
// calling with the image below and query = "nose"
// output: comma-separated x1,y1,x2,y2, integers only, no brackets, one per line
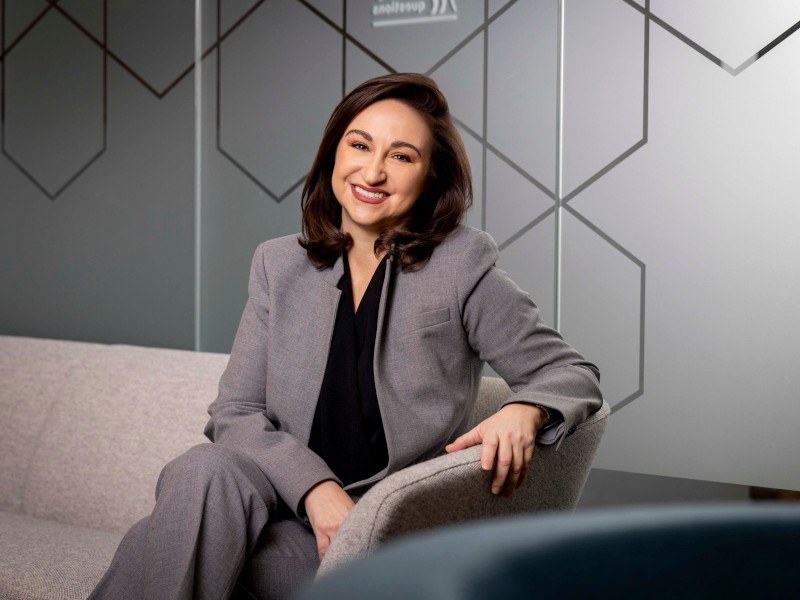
362,153,386,186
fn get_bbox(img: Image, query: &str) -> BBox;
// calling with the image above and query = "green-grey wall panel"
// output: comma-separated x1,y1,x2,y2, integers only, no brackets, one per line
217,0,341,198
4,9,103,197
107,0,194,95
1,0,195,349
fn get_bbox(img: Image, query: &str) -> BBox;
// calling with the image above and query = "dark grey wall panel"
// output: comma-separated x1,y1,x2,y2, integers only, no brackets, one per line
306,0,343,27
1,56,194,348
4,10,103,197
3,0,45,43
60,0,104,40
108,0,194,95
1,0,194,349
217,0,341,199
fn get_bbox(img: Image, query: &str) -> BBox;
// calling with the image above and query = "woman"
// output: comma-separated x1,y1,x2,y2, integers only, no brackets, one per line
90,73,602,600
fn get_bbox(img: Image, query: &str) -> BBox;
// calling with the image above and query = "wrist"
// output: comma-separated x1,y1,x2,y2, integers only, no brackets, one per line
532,404,552,428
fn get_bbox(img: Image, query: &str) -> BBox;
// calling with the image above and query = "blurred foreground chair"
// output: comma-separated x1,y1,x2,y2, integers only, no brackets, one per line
302,503,800,599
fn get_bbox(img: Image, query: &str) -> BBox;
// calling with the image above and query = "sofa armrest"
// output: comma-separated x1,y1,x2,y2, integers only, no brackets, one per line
317,400,610,576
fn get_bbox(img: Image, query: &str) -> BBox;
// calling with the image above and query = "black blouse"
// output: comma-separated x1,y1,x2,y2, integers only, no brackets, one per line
308,249,390,486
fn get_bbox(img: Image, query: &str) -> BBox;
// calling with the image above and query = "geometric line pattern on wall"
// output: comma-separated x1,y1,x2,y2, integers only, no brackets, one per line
430,0,556,249
561,0,647,200
215,0,342,202
557,0,649,414
563,204,645,414
0,0,107,201
0,1,272,98
622,0,800,77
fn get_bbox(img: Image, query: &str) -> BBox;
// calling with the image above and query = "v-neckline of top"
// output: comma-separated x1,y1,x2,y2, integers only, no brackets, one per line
341,249,389,317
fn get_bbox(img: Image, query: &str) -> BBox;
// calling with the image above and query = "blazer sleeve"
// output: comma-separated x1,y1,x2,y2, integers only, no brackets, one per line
456,229,603,447
203,242,341,518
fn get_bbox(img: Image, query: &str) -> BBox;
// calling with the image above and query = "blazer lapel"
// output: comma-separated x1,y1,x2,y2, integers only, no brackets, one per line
271,252,344,443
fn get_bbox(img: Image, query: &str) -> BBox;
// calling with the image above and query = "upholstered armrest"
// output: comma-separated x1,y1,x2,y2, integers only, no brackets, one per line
317,400,610,576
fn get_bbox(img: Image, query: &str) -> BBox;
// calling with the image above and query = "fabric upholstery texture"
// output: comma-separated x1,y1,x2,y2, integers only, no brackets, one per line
317,377,609,575
0,512,123,600
0,335,607,598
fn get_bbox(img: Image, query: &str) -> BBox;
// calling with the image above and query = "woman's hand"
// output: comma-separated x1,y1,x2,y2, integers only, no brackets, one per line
302,480,355,561
445,403,547,497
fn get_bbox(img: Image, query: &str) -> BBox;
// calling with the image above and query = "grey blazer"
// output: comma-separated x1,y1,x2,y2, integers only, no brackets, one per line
203,224,603,518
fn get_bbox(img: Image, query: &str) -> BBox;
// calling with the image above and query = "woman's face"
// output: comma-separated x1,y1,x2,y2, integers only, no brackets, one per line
331,99,432,240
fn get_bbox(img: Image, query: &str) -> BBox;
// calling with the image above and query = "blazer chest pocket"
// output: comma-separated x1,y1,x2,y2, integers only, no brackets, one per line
407,307,451,333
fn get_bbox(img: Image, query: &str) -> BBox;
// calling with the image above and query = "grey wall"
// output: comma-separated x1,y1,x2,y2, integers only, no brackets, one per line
2,1,799,492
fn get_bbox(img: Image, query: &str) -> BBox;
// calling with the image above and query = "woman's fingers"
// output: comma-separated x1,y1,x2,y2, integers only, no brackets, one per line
491,435,513,494
316,533,330,561
516,443,535,489
445,427,482,453
501,440,524,497
480,433,498,471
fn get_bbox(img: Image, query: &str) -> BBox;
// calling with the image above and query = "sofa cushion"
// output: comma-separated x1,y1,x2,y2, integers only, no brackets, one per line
0,511,123,600
0,336,228,532
0,337,103,513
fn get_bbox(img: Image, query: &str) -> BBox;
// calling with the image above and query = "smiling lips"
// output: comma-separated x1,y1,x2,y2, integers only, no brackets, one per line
351,183,389,204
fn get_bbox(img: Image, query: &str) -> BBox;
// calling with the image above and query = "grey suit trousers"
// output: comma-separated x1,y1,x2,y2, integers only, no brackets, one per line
89,443,321,600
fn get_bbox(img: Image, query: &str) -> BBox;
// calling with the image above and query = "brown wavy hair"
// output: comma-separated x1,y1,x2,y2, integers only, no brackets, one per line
298,73,472,272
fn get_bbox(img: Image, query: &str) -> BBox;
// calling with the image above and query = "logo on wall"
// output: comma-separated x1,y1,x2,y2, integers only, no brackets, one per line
372,0,458,28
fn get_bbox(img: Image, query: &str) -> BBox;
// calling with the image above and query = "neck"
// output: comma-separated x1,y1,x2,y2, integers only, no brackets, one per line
345,227,384,266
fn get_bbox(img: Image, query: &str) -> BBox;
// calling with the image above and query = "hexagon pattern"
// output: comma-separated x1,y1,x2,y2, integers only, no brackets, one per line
561,209,643,412
2,0,46,47
651,0,800,68
3,9,104,198
218,0,341,199
107,0,194,95
562,0,645,198
59,0,104,40
487,0,558,194
4,0,800,413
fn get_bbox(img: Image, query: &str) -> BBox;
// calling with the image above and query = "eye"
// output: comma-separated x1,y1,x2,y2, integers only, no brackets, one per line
392,153,411,163
350,142,368,151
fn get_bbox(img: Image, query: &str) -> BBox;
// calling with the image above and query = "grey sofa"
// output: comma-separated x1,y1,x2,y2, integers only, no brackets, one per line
0,335,609,599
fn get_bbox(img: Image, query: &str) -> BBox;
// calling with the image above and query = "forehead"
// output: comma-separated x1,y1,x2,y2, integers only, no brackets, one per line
344,99,431,147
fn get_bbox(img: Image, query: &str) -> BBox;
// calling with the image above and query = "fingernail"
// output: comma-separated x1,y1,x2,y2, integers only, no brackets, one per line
492,486,500,494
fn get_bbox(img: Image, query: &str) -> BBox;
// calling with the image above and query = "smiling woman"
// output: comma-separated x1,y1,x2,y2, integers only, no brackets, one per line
332,99,431,243
300,73,473,273
89,73,603,600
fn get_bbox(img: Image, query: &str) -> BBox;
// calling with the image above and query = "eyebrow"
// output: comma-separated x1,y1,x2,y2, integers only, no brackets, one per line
344,129,423,159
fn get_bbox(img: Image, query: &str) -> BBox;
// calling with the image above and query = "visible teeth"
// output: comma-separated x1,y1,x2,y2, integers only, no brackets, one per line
355,185,387,199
